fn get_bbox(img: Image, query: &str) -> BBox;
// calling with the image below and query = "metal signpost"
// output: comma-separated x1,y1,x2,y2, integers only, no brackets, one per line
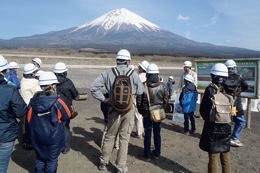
195,59,260,128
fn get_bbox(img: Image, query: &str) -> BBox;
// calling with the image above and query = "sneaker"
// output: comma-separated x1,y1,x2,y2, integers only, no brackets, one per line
182,131,190,136
231,139,243,147
117,166,128,173
151,152,159,160
62,148,70,154
140,153,150,161
136,135,143,139
98,161,106,171
192,130,197,134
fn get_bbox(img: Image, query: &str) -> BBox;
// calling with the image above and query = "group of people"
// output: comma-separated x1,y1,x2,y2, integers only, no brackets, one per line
0,49,248,173
0,55,78,173
91,49,248,173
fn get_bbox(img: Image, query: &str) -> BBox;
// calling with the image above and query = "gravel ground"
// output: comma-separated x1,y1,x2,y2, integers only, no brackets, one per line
7,68,260,173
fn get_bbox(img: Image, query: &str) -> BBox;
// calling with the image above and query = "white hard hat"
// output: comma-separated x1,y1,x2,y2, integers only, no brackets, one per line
184,74,193,82
147,63,159,74
9,62,19,69
39,71,59,86
0,55,8,71
32,58,42,67
116,49,131,60
35,70,44,77
138,60,149,71
53,62,68,73
183,61,192,67
169,76,173,79
210,63,228,77
225,59,237,68
23,63,38,74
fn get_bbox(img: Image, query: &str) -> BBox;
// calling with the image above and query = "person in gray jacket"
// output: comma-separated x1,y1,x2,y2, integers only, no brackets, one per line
90,49,143,173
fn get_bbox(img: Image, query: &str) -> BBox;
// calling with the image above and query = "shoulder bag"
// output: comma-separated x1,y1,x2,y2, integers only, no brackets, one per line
145,83,166,122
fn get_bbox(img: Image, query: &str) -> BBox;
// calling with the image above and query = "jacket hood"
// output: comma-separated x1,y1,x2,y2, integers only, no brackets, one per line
30,93,58,113
56,75,69,86
146,74,159,83
186,83,197,91
0,78,7,85
147,81,160,88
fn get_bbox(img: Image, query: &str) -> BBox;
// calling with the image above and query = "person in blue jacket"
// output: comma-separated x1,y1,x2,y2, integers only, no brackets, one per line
27,71,71,173
167,76,175,99
5,62,21,89
0,55,28,173
179,74,198,135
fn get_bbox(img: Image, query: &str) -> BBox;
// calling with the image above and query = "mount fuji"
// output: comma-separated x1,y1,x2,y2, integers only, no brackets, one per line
1,8,260,58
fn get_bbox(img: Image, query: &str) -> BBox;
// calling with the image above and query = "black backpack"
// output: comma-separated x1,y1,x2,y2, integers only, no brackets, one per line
111,67,134,114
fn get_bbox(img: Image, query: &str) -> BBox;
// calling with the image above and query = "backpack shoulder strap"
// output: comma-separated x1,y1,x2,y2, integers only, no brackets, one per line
112,67,120,77
126,69,134,77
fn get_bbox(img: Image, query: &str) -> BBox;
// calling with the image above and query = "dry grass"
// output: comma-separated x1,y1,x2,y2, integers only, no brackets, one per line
0,48,217,67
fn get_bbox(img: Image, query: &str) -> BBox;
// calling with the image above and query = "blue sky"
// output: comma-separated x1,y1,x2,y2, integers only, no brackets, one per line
1,0,259,51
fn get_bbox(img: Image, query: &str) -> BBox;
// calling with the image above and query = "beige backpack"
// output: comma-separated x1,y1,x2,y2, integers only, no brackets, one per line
209,83,234,124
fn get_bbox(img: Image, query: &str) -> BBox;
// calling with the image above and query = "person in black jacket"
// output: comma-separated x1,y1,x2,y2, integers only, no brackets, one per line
137,64,168,161
0,55,28,173
54,62,78,154
224,60,248,147
199,63,231,173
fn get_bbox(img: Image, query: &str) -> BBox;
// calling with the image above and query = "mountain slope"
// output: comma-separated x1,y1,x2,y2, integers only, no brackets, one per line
1,8,260,58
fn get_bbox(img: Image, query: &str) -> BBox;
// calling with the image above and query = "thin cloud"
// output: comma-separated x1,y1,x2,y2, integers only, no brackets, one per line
177,14,191,21
185,31,191,39
202,13,219,27
226,39,241,43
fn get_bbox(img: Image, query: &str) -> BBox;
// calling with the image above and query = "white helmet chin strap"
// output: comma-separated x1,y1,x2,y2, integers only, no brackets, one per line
0,72,4,77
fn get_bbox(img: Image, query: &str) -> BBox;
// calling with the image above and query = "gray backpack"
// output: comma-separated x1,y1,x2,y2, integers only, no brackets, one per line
209,83,234,124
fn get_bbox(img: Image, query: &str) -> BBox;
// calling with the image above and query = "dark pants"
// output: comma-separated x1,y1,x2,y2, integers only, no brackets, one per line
143,117,161,158
62,119,70,151
168,89,172,99
35,156,58,173
184,112,196,132
23,116,32,147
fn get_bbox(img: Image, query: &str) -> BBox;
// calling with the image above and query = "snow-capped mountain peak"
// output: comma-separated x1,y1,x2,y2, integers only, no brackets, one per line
71,8,162,33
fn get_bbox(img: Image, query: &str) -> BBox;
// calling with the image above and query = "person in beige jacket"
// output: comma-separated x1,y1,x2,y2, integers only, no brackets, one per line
176,61,197,93
20,63,42,150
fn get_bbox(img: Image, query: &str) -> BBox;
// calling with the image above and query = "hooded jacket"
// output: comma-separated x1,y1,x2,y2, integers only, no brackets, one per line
179,82,197,107
56,75,78,103
0,78,28,143
27,91,71,160
136,79,168,118
199,80,231,154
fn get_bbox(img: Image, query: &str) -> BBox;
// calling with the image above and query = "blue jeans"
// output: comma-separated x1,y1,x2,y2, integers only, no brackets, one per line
143,118,161,158
62,119,70,151
0,140,15,173
232,115,246,140
35,156,58,173
184,112,196,132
